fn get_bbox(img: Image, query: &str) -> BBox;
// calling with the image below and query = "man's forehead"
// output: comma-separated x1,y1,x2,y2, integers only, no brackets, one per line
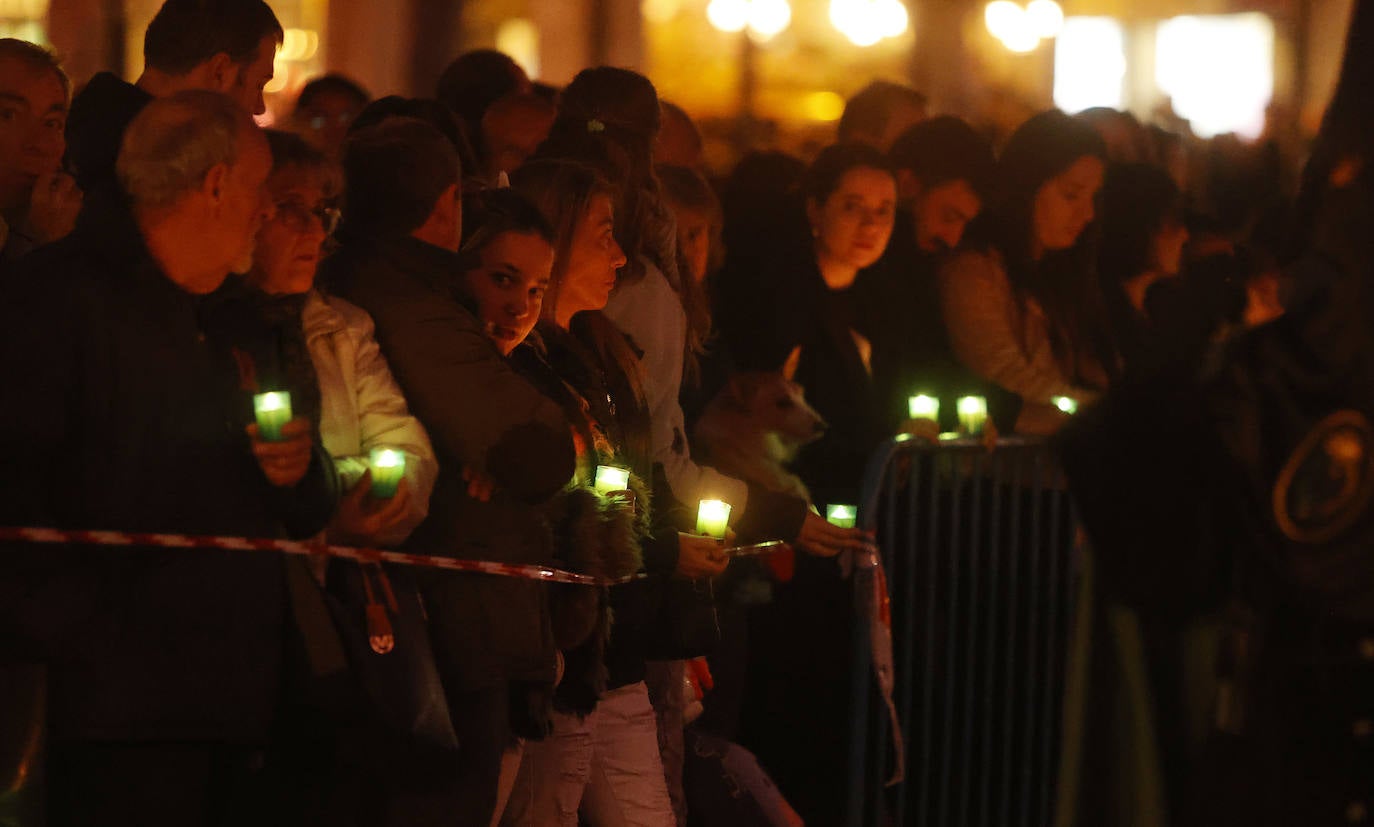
0,57,66,104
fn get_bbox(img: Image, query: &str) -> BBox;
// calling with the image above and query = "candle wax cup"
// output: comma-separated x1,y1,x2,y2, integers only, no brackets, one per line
1052,396,1078,415
908,394,940,422
252,391,293,442
369,448,406,499
696,499,731,540
593,465,630,494
826,504,857,528
956,396,988,435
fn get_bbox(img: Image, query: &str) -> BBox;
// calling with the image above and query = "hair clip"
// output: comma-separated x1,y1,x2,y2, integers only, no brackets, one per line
587,119,606,133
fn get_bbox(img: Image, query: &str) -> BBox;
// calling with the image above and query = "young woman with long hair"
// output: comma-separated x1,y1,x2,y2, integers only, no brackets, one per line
940,109,1114,434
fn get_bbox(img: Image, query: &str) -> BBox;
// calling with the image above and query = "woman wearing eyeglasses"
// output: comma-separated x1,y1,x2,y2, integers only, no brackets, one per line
246,129,437,547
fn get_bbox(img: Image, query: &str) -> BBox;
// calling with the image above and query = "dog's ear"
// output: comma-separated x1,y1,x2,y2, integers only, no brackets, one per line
781,346,802,382
723,372,763,411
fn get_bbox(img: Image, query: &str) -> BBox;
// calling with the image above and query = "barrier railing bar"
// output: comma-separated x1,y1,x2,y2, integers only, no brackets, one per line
937,447,966,827
979,449,1009,827
1020,455,1047,827
1001,449,1026,818
919,442,941,825
893,448,922,824
958,451,987,827
1039,487,1068,827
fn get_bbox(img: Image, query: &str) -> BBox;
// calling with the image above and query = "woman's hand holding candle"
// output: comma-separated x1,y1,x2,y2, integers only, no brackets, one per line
247,416,313,487
676,531,732,578
333,472,413,544
794,510,877,558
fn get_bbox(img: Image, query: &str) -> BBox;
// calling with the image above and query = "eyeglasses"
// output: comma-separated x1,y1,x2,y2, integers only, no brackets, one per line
274,200,340,235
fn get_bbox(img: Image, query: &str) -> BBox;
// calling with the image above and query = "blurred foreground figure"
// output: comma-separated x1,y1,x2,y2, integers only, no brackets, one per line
837,80,926,153
65,0,282,197
0,39,79,267
1060,8,1374,822
291,73,369,160
0,91,336,827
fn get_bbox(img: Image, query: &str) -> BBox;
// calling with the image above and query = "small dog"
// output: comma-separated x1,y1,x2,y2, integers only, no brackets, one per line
693,371,827,502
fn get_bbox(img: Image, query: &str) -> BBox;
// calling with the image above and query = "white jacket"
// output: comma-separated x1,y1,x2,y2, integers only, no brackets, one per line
303,289,438,546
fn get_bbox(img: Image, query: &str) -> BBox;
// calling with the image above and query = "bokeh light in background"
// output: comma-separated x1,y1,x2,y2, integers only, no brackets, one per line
984,0,1061,53
496,17,540,78
829,0,909,48
1156,13,1274,139
802,89,846,121
706,0,750,32
748,0,792,41
1052,17,1125,113
0,0,47,41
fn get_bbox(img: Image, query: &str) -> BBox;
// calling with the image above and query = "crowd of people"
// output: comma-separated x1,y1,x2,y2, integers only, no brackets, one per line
0,0,1360,825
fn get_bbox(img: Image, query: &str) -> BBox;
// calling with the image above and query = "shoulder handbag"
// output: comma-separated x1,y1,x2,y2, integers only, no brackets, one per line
286,556,459,753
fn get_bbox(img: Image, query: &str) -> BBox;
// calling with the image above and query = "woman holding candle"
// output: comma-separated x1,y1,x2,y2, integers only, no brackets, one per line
713,143,898,824
246,130,437,547
322,118,577,826
939,110,1117,435
493,157,730,827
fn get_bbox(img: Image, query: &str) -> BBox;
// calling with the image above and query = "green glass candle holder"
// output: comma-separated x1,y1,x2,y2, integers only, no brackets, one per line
369,447,406,499
252,391,292,442
696,499,731,540
826,503,858,528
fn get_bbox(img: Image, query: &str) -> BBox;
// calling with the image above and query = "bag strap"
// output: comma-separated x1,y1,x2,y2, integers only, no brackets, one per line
284,554,349,678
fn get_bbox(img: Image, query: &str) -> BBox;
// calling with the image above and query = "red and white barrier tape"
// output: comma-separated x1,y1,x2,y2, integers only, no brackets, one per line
0,526,618,586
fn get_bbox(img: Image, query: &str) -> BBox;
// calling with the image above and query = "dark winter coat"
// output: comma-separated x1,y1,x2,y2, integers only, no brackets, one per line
0,194,338,742
321,235,575,691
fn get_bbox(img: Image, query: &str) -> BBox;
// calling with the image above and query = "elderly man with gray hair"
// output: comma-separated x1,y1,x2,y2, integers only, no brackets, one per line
0,90,337,825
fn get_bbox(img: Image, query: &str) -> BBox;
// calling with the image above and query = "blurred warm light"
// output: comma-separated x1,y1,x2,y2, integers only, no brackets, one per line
1025,0,1063,39
830,0,909,47
708,0,793,39
1156,13,1273,139
264,70,289,94
496,18,541,79
984,0,1022,41
802,90,846,121
985,0,1061,52
707,0,750,33
1001,27,1040,52
748,0,792,41
279,28,319,62
1053,17,1126,113
0,0,47,16
642,0,682,24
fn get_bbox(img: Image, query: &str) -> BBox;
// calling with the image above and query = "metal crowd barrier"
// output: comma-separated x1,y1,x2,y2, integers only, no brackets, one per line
847,435,1085,827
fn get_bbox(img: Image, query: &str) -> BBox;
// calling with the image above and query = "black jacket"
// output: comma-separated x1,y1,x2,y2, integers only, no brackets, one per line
718,243,887,505
853,222,988,432
65,72,152,197
0,196,337,742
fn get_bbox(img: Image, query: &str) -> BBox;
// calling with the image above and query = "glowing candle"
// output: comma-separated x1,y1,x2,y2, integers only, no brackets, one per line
696,499,731,540
369,448,406,499
252,391,292,442
957,396,988,435
593,465,630,494
907,394,940,424
826,504,857,528
1052,396,1079,415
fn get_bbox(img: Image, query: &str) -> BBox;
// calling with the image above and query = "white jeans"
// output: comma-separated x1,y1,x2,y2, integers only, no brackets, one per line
503,681,675,827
